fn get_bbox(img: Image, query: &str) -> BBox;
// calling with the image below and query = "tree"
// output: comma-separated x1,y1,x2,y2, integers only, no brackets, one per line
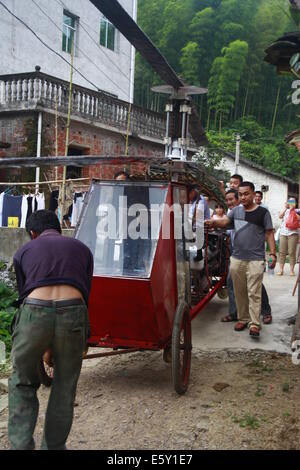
209,40,249,131
180,42,201,85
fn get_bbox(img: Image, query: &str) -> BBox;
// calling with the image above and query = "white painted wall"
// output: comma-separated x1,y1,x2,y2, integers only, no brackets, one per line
0,0,135,101
220,156,288,228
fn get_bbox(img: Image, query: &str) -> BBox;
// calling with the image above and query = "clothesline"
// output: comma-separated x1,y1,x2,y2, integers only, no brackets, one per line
0,178,91,186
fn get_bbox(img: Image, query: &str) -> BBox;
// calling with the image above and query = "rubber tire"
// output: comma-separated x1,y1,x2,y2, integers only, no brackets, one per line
38,359,53,388
171,301,192,395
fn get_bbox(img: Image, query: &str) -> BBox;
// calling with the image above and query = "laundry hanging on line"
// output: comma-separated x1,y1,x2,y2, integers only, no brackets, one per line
49,190,86,227
0,192,45,228
1,193,23,227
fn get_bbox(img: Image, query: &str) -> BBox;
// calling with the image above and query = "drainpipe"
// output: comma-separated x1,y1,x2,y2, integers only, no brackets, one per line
35,111,43,193
129,0,137,103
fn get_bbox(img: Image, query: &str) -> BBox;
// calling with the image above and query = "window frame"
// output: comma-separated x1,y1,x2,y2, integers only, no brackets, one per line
62,10,77,54
100,16,116,51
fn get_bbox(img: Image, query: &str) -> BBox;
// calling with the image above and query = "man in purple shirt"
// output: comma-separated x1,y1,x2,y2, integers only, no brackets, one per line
8,210,93,450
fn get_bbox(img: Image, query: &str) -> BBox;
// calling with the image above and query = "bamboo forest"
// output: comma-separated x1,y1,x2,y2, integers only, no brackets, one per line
134,0,300,179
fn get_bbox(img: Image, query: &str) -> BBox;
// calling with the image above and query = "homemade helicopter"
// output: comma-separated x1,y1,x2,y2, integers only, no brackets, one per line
0,0,229,394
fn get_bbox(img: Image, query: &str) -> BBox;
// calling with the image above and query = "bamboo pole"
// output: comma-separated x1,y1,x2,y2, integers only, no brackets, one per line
206,107,211,130
60,40,74,224
242,76,250,118
0,178,90,186
271,79,282,136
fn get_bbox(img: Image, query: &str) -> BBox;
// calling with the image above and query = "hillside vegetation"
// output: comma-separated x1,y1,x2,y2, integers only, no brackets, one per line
134,0,300,180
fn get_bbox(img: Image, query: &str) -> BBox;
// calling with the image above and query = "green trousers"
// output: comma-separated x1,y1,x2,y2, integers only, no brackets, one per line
8,302,89,450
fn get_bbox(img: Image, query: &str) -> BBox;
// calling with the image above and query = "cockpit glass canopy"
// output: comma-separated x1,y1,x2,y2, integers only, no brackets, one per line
75,182,168,278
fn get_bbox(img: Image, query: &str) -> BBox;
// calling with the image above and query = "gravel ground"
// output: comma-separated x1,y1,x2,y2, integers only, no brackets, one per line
1,347,300,450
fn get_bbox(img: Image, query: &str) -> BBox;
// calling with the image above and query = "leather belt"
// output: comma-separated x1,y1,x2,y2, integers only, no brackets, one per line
24,298,84,308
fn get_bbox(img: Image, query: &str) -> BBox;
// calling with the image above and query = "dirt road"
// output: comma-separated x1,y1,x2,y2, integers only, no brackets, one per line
1,347,300,450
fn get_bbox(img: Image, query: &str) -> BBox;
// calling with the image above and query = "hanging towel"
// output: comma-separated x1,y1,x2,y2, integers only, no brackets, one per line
71,193,85,227
36,193,45,210
20,195,28,228
2,194,23,227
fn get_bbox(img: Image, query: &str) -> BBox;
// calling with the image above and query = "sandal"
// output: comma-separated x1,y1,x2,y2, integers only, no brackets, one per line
221,314,237,323
234,322,248,331
249,325,260,338
263,314,272,325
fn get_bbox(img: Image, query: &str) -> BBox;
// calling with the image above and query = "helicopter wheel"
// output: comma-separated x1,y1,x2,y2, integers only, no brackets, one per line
171,301,192,395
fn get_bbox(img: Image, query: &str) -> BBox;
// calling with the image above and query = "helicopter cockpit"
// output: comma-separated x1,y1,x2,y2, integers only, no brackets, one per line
76,181,168,279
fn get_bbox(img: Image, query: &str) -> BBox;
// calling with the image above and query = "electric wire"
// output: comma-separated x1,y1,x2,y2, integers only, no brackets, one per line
0,0,101,92
30,0,130,97
52,0,133,62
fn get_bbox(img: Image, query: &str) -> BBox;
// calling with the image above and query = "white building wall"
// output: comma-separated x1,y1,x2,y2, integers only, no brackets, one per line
0,0,136,101
221,156,288,228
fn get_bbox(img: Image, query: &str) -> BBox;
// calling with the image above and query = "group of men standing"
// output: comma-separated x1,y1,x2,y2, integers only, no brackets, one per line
206,174,276,338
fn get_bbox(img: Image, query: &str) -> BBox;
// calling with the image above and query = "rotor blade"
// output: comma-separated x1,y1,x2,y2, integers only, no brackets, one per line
90,0,183,89
189,101,208,147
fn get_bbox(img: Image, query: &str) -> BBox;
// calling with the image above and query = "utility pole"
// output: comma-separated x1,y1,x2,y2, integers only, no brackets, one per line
35,111,43,193
235,133,241,174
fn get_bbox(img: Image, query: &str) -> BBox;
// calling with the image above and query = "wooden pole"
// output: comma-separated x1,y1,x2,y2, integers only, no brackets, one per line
271,79,281,136
60,40,74,224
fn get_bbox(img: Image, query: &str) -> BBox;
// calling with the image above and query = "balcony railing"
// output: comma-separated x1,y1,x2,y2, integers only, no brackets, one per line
0,71,167,141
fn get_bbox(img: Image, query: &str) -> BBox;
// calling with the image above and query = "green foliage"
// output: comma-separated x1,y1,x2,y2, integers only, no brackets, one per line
0,281,17,356
212,40,249,130
135,0,299,181
232,413,260,429
180,42,201,85
206,117,300,179
282,382,290,393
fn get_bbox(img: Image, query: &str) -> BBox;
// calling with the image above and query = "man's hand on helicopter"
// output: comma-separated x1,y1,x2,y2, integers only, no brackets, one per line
204,216,231,230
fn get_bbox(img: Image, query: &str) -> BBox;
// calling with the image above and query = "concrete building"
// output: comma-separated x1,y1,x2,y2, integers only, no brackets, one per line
220,152,298,227
0,0,137,102
0,68,168,184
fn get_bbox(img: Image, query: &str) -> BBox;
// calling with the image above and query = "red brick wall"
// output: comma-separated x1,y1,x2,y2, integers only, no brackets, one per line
0,114,35,158
0,111,164,182
43,114,164,180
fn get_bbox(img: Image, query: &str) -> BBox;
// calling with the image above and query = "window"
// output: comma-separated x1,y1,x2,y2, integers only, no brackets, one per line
75,183,167,278
62,12,76,53
100,16,115,51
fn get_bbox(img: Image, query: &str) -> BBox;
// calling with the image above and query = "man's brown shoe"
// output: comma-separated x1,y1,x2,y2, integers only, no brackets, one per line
249,325,260,338
234,322,248,331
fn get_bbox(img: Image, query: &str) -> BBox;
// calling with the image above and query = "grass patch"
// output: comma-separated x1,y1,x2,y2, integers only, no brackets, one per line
232,414,260,429
282,382,290,393
255,383,265,397
248,360,273,374
0,281,17,358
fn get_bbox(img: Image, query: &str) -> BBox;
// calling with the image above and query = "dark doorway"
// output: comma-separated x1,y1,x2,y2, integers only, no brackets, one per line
66,146,85,179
